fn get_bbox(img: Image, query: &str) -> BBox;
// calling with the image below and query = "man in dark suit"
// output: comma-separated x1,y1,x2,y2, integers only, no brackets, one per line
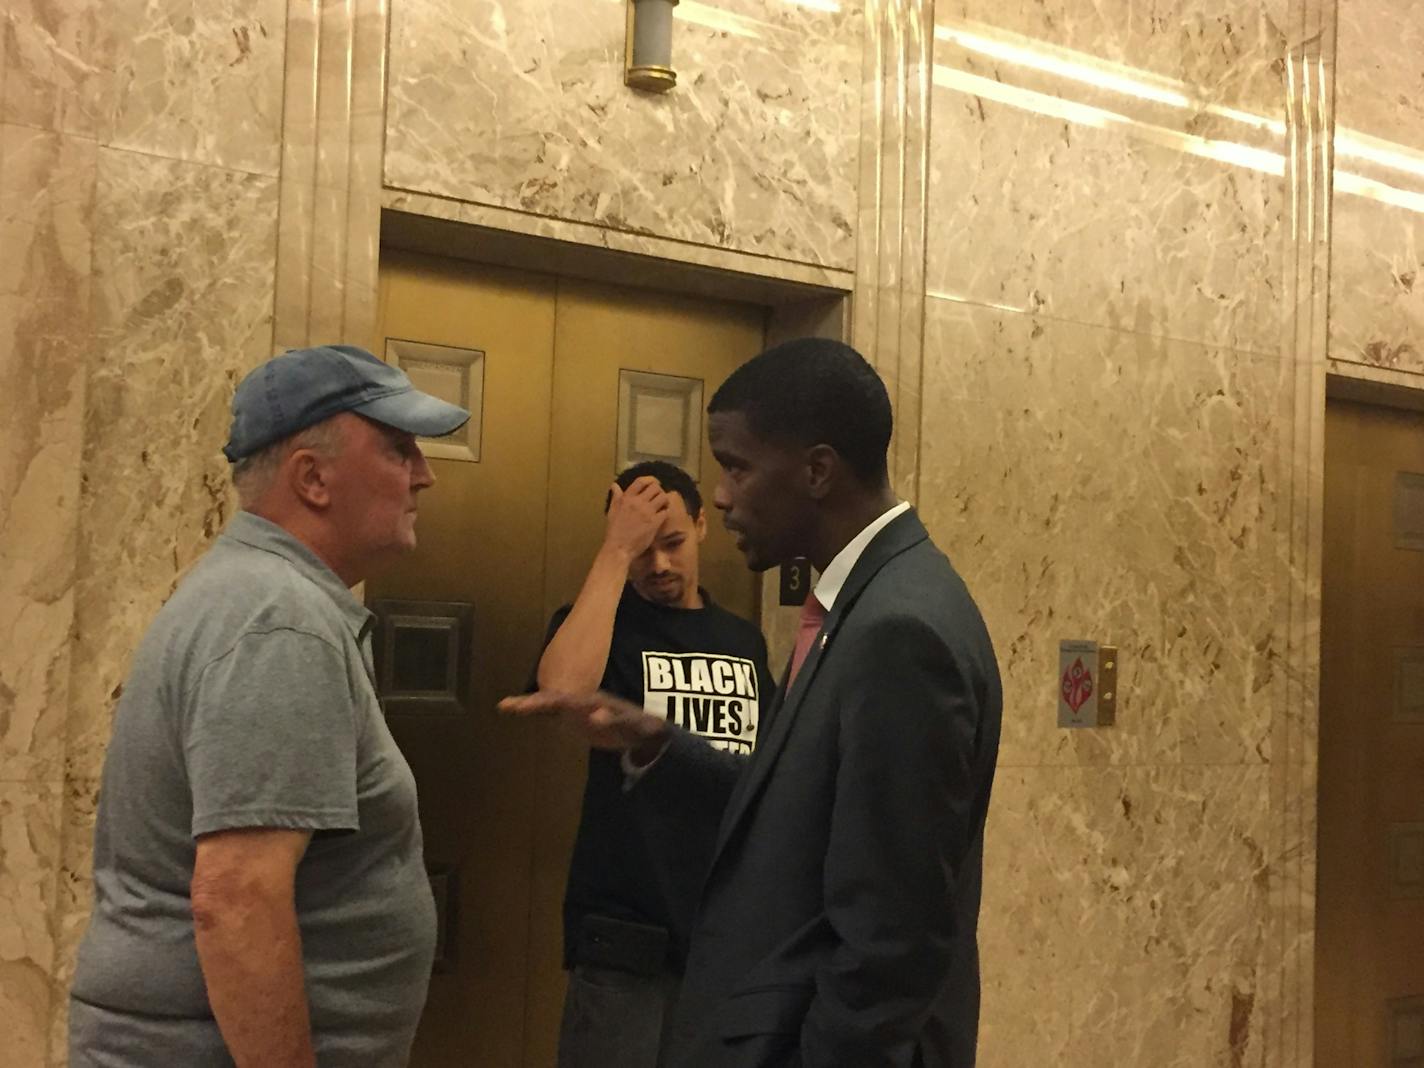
504,338,1002,1067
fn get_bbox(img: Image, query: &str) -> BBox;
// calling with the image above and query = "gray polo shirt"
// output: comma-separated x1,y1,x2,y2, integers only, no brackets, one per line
69,512,436,1067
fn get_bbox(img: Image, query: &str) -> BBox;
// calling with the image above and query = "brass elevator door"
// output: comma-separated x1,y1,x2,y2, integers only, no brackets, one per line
1318,400,1424,1068
371,253,559,1068
370,251,765,1067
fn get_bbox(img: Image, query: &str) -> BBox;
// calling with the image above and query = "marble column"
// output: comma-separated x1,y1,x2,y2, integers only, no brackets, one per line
853,0,931,505
1261,1,1335,1063
273,0,388,350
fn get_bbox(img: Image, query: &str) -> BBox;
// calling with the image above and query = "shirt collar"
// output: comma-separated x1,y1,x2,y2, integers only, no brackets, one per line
623,583,714,614
812,501,911,611
221,511,374,639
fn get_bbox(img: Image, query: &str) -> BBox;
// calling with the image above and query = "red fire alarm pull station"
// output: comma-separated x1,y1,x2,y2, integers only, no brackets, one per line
1058,639,1118,728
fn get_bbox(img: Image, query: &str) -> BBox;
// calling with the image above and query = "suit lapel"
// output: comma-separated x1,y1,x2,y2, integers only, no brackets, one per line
707,510,931,871
754,653,794,742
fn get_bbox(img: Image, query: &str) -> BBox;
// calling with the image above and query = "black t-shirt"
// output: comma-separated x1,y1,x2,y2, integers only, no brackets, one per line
538,584,772,970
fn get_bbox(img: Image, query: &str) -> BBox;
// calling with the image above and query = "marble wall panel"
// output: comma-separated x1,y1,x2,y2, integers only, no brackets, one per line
929,0,1288,353
0,781,61,1065
3,0,106,136
0,124,94,784
1332,0,1423,146
45,774,96,1066
100,0,285,175
4,0,283,171
1328,197,1424,374
978,765,1271,1067
1062,764,1271,1068
947,0,1290,99
1327,0,1424,375
1,3,8,113
64,147,277,785
920,298,1284,768
973,769,1077,1063
385,0,861,270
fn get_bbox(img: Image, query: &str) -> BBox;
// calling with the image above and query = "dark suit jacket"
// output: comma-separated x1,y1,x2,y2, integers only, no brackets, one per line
636,509,1002,1068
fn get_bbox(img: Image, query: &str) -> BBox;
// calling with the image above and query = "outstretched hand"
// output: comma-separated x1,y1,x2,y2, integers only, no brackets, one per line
498,690,670,762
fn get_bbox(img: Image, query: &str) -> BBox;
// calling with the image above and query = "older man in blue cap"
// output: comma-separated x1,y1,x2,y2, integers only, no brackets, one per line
68,346,468,1068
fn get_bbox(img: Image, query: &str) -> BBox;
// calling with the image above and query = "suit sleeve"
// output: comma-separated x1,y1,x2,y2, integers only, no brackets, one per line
633,725,743,817
800,612,984,1067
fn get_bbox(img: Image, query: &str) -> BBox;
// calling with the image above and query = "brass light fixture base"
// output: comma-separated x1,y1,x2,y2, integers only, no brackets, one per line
626,64,677,92
625,0,679,94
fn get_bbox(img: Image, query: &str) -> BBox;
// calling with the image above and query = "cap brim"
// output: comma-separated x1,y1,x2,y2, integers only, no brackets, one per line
352,389,471,439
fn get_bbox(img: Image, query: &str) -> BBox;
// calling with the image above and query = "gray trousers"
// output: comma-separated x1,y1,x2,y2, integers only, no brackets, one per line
557,964,681,1068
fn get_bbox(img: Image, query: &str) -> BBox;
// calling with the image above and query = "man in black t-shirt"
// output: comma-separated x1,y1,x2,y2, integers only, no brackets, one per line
536,461,772,1068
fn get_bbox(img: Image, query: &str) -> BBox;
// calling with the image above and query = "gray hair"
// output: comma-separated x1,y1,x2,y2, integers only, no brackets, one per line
231,418,346,507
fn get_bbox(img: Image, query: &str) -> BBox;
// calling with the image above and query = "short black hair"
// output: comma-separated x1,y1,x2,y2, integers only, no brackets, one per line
708,338,892,485
607,460,702,518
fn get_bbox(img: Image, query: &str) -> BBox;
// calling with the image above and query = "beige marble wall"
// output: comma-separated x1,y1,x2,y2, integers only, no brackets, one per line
1329,0,1424,376
1,1,285,1063
384,0,863,272
922,303,1287,1065
928,0,1288,353
1,10,99,1060
922,1,1321,1064
6,1,1420,1066
48,152,279,1060
5,0,105,137
0,124,93,788
0,111,99,1068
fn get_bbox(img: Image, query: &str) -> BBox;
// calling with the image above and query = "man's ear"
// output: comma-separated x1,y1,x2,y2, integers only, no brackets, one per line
695,508,708,543
289,449,332,509
805,444,839,501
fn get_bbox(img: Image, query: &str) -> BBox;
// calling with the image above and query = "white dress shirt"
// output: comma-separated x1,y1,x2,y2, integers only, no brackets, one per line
811,500,911,611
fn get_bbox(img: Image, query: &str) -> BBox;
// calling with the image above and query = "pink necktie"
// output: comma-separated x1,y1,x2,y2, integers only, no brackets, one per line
786,592,827,689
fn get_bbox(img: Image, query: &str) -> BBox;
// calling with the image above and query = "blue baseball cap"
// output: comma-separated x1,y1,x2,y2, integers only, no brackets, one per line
223,344,471,462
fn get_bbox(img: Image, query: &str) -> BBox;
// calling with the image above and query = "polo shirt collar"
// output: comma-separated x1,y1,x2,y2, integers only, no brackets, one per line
222,511,374,639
